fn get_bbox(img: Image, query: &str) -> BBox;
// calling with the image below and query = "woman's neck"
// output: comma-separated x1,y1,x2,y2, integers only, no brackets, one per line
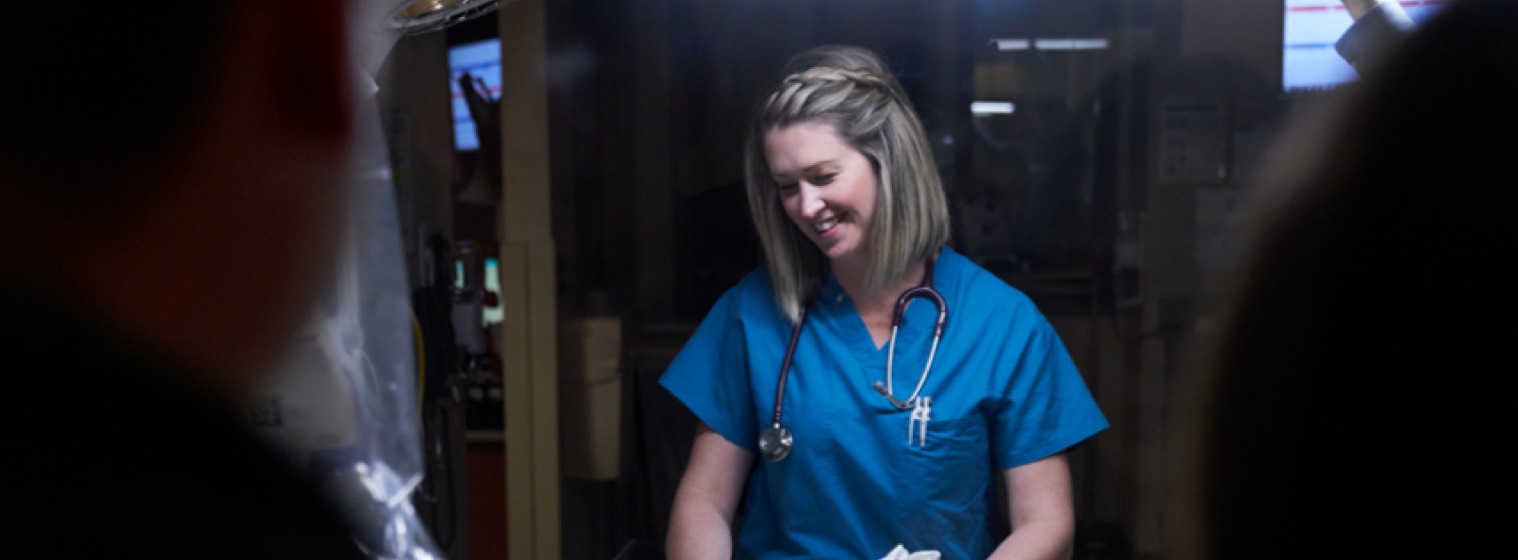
834,257,927,313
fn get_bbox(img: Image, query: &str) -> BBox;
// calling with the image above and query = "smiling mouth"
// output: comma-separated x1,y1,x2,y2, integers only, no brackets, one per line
813,217,839,233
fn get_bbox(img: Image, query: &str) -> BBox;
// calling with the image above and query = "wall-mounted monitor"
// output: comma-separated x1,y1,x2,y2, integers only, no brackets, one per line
447,37,502,152
1282,0,1450,93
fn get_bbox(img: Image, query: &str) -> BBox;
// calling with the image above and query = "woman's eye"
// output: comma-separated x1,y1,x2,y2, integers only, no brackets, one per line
777,182,798,194
814,173,836,184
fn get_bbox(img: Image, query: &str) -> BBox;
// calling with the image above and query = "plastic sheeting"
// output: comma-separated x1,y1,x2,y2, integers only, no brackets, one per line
250,3,512,557
249,40,441,560
244,1,512,556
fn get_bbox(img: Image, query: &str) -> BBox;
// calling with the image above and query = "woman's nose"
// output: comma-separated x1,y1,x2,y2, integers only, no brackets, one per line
798,183,826,218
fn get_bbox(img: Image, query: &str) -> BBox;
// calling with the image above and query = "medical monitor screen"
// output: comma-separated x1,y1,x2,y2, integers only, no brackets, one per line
447,37,502,152
1282,0,1449,93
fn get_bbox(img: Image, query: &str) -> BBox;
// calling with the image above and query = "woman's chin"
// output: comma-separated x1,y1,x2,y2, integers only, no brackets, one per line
823,244,865,264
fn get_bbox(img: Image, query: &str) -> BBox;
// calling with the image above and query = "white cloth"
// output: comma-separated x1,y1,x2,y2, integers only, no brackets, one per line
877,544,942,560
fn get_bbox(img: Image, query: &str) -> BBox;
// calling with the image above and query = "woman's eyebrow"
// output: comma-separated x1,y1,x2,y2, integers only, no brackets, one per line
773,160,839,181
804,161,838,173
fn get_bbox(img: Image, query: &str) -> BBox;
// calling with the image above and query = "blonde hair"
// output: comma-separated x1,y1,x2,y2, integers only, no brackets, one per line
743,44,950,323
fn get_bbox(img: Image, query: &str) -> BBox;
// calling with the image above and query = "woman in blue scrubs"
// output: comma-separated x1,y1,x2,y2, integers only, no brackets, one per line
662,44,1108,560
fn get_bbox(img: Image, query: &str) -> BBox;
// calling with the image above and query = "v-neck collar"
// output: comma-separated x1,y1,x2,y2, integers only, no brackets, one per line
817,274,885,369
816,252,955,370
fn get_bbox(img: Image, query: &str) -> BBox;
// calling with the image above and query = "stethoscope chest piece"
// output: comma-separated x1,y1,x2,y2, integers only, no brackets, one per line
759,423,793,462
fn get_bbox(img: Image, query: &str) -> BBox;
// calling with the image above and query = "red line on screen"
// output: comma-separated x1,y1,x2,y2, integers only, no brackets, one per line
1287,0,1448,12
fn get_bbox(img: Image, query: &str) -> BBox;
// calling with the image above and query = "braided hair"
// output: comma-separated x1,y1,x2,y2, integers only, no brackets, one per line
743,44,950,323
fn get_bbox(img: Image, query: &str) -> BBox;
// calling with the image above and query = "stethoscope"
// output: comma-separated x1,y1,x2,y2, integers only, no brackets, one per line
758,257,948,462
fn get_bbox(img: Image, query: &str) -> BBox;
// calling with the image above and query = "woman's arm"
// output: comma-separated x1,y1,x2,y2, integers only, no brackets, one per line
986,453,1076,560
667,422,754,560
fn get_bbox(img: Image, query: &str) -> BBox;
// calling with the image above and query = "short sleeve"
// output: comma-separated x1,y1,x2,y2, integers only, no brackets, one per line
658,288,758,450
990,318,1109,469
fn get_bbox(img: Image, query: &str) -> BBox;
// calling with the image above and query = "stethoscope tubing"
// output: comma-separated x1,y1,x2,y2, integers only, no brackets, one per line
880,285,948,410
771,307,807,428
764,256,946,460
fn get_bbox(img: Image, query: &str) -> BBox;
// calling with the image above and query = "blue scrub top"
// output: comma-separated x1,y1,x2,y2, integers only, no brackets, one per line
660,246,1108,559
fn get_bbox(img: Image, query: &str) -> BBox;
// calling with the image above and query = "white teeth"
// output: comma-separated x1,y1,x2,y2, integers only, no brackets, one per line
814,218,838,232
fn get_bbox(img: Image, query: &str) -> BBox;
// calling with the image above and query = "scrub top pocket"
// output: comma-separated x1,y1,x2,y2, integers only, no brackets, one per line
887,410,995,552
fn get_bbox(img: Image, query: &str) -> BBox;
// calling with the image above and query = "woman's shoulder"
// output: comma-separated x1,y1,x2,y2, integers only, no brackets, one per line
939,246,1039,314
728,266,777,304
702,266,785,322
937,246,1068,346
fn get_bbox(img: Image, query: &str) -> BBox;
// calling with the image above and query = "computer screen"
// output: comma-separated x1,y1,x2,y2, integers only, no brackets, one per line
447,38,503,152
1282,0,1450,93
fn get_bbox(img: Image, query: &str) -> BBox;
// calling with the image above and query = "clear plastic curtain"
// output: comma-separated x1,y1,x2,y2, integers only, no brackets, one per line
252,88,440,560
246,2,450,558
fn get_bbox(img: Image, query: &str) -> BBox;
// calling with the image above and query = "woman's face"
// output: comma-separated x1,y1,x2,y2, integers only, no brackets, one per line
765,121,879,265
